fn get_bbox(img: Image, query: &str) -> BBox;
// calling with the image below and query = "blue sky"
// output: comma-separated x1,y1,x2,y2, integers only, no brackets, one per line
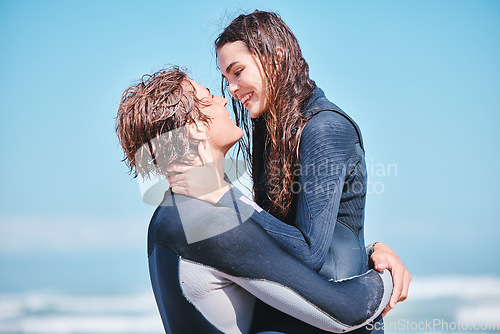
0,0,499,293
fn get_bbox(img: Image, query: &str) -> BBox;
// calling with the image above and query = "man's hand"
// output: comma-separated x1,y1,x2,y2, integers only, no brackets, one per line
370,242,411,317
166,141,230,204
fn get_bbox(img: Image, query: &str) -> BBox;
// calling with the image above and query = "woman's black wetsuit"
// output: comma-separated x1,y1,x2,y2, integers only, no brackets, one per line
250,85,384,333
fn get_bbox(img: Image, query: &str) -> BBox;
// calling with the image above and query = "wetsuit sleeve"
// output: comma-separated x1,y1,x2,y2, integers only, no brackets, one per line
159,193,392,333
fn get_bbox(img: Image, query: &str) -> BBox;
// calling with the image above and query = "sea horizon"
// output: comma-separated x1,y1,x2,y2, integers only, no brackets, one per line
1,274,499,334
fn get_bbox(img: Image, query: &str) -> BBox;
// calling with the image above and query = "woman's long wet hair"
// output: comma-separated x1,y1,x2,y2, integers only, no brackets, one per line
216,10,315,220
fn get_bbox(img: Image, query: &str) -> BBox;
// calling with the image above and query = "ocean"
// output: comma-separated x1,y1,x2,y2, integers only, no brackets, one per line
1,275,499,334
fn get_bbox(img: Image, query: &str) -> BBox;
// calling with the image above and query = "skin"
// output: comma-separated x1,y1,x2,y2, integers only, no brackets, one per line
188,79,244,158
169,76,411,316
168,79,242,204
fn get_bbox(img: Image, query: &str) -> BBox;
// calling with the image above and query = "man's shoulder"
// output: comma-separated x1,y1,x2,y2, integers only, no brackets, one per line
148,190,255,253
149,194,214,248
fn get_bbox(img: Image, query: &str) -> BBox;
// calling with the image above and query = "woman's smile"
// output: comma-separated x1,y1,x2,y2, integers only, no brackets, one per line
239,92,253,106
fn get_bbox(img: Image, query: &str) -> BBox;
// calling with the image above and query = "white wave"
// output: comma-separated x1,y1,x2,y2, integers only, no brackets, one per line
456,305,500,327
2,276,500,333
0,291,158,318
409,275,500,301
1,315,163,334
0,291,163,334
392,275,500,328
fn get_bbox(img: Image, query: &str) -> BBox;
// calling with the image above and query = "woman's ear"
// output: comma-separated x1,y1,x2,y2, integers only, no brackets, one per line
187,121,209,141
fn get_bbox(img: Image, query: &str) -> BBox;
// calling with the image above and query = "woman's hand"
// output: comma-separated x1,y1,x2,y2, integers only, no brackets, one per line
166,142,231,204
370,242,411,317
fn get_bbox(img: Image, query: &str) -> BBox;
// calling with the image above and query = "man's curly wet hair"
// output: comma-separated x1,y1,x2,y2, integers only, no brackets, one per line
116,67,210,178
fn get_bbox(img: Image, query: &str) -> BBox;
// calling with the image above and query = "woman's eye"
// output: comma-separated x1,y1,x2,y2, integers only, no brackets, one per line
234,69,243,77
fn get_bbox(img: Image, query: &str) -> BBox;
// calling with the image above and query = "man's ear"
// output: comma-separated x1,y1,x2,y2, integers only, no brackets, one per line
275,46,284,63
187,121,209,141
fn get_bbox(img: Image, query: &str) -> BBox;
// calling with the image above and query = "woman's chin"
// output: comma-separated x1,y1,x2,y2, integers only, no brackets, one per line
247,104,266,119
248,110,261,119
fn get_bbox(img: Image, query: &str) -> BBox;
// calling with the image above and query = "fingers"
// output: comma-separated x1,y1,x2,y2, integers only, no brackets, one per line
169,181,189,196
370,250,388,272
167,173,188,184
381,305,391,318
170,186,188,196
375,262,388,272
383,269,411,319
389,265,404,308
399,270,412,302
166,163,192,174
370,246,411,317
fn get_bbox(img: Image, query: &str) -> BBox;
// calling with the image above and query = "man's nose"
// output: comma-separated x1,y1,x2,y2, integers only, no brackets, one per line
214,96,228,107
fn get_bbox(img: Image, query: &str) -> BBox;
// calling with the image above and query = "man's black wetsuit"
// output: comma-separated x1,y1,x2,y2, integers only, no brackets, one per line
148,186,392,333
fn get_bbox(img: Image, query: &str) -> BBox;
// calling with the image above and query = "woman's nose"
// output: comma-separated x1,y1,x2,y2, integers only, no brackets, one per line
228,82,238,98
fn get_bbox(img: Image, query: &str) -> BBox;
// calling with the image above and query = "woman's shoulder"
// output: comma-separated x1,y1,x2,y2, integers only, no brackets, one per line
303,86,362,140
302,109,363,147
307,108,355,128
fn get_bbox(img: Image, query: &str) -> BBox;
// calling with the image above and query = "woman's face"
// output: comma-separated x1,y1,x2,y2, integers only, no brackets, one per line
189,79,244,154
217,41,267,119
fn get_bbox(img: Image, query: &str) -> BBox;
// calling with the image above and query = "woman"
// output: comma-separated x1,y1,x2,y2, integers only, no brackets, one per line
168,10,411,333
116,67,393,334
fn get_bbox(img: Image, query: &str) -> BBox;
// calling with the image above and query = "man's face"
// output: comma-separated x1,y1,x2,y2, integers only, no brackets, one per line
189,79,243,154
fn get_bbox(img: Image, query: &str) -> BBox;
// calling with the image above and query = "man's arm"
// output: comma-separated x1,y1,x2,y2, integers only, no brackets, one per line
157,192,392,333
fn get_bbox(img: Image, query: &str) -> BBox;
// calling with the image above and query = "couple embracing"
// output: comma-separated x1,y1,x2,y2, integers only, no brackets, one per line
116,10,411,334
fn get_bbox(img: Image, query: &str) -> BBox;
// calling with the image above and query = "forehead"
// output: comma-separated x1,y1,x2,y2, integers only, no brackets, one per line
188,79,210,98
217,42,253,69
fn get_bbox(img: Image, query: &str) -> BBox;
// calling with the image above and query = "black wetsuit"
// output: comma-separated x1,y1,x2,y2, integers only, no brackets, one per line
148,186,392,334
251,85,384,333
